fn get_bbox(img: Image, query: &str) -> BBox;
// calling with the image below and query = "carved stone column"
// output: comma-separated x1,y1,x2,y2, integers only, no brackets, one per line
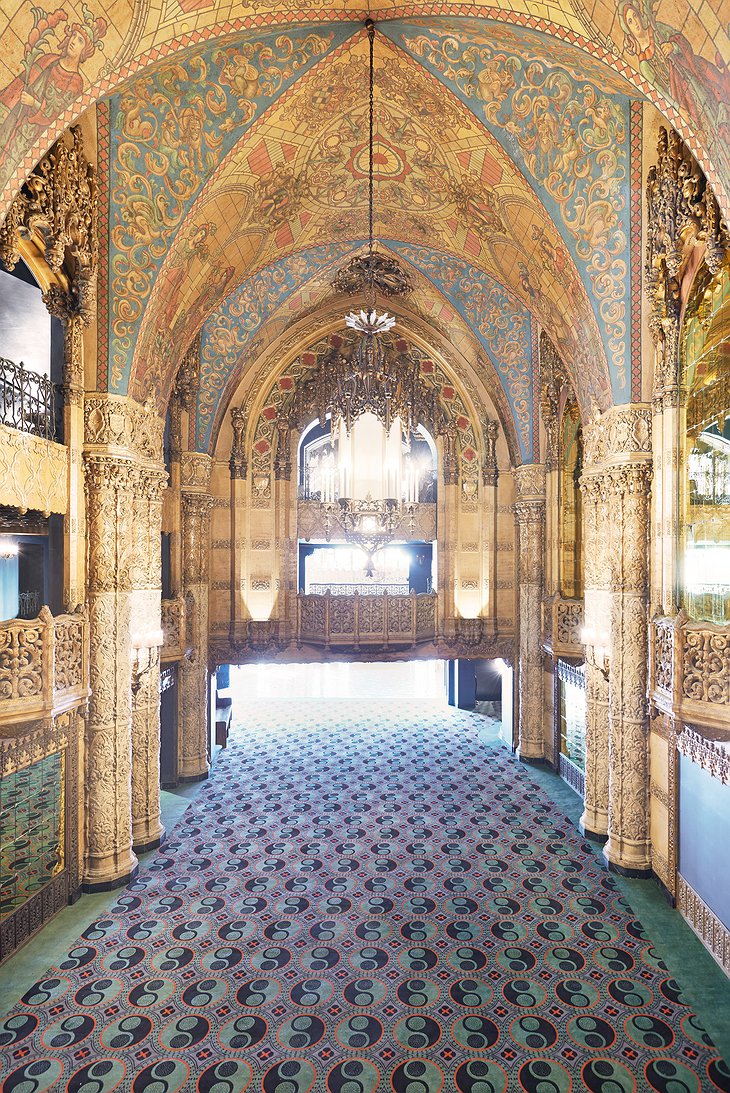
229,406,249,642
580,473,610,839
514,464,546,761
605,461,653,874
83,455,137,889
481,421,499,630
439,424,459,640
180,490,213,781
43,288,86,609
130,467,167,852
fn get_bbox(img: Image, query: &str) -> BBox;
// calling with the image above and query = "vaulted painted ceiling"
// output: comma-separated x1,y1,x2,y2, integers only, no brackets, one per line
1,4,727,461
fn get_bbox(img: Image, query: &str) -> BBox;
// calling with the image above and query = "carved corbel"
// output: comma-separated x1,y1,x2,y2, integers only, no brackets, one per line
482,419,499,486
0,126,98,325
229,406,248,480
646,127,729,396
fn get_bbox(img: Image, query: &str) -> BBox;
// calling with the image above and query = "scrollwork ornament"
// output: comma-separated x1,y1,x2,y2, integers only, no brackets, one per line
0,126,98,324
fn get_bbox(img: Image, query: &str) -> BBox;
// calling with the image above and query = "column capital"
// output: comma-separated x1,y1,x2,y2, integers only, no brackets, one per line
513,462,546,502
181,451,213,492
583,405,652,472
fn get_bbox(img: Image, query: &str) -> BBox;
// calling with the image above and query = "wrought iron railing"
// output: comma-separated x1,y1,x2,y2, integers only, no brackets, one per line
17,591,41,619
0,357,62,441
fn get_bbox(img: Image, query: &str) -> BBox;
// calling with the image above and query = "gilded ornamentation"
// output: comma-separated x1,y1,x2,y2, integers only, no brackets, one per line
229,406,248,480
332,252,412,298
539,334,569,468
0,126,97,324
652,618,674,695
646,127,729,392
181,452,213,492
297,592,437,648
0,422,68,515
0,618,44,702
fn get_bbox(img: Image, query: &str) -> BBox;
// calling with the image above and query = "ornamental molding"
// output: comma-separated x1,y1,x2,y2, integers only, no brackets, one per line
677,727,730,784
84,394,164,465
0,127,97,325
677,875,730,976
582,405,652,472
332,252,412,299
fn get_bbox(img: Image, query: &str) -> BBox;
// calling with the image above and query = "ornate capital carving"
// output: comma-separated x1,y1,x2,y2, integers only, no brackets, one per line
513,463,546,501
85,395,165,464
583,405,651,471
229,406,248,479
0,127,98,325
180,452,213,491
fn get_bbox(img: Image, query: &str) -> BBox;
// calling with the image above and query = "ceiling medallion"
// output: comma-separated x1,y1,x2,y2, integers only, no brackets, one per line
333,252,412,300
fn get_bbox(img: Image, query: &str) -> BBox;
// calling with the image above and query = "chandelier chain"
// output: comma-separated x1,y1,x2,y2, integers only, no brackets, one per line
367,18,375,308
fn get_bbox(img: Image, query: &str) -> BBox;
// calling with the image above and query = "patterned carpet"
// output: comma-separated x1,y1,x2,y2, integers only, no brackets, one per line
1,700,729,1092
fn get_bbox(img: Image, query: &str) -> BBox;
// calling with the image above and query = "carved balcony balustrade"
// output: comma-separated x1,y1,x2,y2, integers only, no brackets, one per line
297,591,437,649
161,597,187,663
543,596,584,659
650,613,730,730
0,607,88,726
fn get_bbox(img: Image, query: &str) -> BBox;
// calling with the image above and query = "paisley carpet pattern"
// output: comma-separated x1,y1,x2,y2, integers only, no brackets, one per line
1,700,729,1092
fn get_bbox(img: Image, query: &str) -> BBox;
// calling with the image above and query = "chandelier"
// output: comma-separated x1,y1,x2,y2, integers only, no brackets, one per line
337,19,404,429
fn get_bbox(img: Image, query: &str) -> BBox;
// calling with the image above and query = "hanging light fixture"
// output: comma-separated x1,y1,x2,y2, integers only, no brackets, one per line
344,19,396,354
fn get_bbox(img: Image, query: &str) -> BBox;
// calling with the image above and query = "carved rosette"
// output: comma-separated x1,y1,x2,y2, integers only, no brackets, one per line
514,465,546,760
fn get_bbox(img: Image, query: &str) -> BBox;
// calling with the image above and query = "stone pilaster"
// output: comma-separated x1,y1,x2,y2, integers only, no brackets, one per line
130,467,167,852
579,473,610,839
605,461,653,873
229,407,248,640
179,490,213,781
514,464,546,761
43,289,86,609
83,455,137,889
438,427,459,640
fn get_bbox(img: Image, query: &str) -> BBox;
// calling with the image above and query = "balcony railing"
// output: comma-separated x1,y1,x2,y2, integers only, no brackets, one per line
0,607,89,725
297,591,437,648
0,357,62,442
650,613,730,725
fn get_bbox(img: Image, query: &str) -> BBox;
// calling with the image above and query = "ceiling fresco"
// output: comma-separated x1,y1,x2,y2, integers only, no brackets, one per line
118,29,611,431
107,25,351,390
0,1,727,225
195,238,535,461
384,19,632,392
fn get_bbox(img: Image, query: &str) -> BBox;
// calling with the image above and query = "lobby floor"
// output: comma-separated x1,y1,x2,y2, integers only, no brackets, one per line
1,691,729,1091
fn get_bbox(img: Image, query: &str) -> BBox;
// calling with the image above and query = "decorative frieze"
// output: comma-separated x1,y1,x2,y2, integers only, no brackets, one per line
677,875,730,976
677,728,730,784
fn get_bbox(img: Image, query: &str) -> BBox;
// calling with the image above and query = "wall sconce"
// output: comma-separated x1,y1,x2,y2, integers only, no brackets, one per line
581,626,610,681
0,539,19,560
130,629,164,696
